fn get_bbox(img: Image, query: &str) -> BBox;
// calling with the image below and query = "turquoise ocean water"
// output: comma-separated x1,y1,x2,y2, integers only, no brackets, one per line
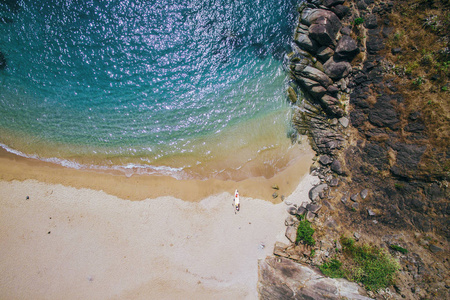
0,0,300,180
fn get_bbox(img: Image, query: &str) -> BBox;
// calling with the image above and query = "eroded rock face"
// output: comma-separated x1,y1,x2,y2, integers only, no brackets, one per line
258,256,373,300
299,66,333,87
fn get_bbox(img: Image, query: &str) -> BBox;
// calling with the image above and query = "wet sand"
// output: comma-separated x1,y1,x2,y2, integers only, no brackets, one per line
0,142,317,299
0,145,314,202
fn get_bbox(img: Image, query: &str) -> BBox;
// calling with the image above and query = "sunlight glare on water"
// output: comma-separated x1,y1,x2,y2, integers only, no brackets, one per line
0,0,300,179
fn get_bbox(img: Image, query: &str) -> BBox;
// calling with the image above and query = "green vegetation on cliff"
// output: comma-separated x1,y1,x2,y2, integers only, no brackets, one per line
296,216,316,246
320,237,400,291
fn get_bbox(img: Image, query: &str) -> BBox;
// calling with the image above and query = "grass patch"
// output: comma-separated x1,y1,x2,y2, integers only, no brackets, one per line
319,258,345,278
390,244,409,254
353,17,364,25
319,237,400,291
296,217,315,246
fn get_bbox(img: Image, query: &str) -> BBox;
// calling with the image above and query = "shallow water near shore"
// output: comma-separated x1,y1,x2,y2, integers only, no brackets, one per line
0,0,302,180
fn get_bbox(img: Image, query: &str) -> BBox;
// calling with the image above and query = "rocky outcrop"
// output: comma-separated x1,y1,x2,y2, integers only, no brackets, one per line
258,256,372,300
274,0,449,299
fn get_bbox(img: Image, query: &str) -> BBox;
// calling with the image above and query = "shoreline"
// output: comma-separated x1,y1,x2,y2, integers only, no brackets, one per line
0,164,319,299
0,143,314,202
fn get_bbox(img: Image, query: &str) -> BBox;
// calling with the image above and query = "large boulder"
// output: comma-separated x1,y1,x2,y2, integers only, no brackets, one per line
309,183,328,201
294,33,320,54
310,85,327,100
301,9,342,47
309,22,336,47
323,57,352,80
301,8,341,28
331,4,350,19
335,35,360,61
364,14,378,29
316,46,334,63
258,256,373,300
300,66,333,87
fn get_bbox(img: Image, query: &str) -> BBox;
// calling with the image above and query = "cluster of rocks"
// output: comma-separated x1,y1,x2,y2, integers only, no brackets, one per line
286,0,363,181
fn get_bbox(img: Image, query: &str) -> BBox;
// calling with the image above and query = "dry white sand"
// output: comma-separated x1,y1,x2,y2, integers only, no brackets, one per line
0,174,318,299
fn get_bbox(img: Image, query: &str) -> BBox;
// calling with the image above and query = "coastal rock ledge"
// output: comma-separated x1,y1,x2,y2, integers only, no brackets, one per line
258,256,372,300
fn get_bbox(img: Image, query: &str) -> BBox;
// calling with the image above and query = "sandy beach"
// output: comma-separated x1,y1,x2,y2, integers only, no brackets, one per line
0,149,317,299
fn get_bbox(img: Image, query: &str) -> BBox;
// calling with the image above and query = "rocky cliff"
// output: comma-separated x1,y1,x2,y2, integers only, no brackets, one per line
259,0,449,299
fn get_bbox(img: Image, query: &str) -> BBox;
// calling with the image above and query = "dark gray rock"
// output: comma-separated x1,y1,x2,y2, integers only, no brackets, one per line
327,85,339,96
300,66,333,87
319,155,333,165
391,47,402,54
335,36,360,61
331,5,350,19
309,183,328,201
322,0,345,7
390,143,427,177
295,33,320,54
306,203,322,214
366,36,385,54
301,9,342,47
330,159,344,175
323,57,352,80
352,202,359,210
429,244,443,253
309,21,337,47
357,0,368,10
368,100,400,130
316,46,334,62
363,143,389,170
364,14,378,29
301,9,341,30
340,26,351,35
296,76,321,89
350,110,365,127
405,121,426,133
312,127,345,154
310,85,328,100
